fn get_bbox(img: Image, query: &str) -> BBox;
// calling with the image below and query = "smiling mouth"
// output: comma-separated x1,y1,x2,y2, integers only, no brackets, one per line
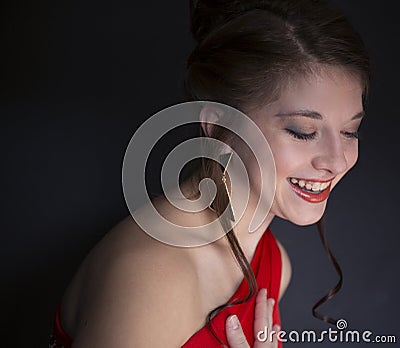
287,177,333,203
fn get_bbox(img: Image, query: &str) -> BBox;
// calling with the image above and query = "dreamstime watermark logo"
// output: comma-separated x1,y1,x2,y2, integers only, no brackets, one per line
257,319,397,344
122,101,276,247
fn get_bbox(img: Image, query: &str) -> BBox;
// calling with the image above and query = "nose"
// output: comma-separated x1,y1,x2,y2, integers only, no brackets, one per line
311,133,348,175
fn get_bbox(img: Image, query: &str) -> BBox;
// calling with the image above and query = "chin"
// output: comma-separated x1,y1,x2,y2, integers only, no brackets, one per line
290,214,323,226
275,203,327,226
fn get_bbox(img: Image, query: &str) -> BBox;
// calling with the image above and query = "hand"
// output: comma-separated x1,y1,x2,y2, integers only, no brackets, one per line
225,288,280,348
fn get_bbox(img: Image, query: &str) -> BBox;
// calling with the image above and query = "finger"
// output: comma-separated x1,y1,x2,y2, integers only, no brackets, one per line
253,288,268,339
267,296,275,333
226,315,250,348
271,324,281,348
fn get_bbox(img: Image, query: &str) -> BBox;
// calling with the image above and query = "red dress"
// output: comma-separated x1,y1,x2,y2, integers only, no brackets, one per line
181,227,282,347
49,228,282,348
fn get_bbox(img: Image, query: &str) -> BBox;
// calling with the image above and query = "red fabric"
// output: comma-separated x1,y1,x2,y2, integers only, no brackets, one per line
181,227,282,347
50,228,282,348
50,303,73,347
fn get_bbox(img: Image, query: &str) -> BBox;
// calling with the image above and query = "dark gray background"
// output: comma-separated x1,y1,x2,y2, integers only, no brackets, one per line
1,1,398,347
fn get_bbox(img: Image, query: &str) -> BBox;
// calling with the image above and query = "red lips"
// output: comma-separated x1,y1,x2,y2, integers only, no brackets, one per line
288,179,331,203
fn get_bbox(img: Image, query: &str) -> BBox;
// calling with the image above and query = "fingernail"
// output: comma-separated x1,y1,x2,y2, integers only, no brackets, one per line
270,298,275,306
228,315,239,330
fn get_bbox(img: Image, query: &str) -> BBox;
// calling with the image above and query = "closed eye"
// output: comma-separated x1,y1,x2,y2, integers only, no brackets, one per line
284,128,317,141
341,130,359,139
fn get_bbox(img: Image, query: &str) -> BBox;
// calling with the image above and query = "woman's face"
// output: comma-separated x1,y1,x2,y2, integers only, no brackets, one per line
250,67,364,226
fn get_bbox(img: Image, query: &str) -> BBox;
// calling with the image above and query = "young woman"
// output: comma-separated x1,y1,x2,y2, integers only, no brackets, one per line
50,1,370,347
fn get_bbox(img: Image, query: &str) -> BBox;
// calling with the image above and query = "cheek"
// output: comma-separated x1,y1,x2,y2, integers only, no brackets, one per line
268,138,306,179
332,144,359,188
344,142,359,173
348,144,359,167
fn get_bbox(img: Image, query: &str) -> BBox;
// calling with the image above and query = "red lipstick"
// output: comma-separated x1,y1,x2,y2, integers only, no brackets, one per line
288,178,332,203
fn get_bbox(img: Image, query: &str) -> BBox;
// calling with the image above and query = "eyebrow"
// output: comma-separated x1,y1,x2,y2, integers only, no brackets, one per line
274,109,365,120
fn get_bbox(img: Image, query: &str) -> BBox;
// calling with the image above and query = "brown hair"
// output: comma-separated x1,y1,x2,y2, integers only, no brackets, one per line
184,0,371,344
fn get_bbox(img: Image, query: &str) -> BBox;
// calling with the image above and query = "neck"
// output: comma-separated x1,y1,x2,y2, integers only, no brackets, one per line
223,153,276,251
229,193,275,260
182,161,275,259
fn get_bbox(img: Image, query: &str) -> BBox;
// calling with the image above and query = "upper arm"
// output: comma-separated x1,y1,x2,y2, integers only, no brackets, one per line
276,239,292,302
72,249,198,348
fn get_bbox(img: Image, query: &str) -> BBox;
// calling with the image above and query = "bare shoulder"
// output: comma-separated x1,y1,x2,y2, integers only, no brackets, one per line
275,239,292,302
71,215,202,348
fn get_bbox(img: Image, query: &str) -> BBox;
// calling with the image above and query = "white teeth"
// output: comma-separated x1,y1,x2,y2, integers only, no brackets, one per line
290,178,331,192
311,182,321,191
320,182,329,190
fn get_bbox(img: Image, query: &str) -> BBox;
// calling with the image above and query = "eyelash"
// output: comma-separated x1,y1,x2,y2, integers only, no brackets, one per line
285,129,360,141
284,129,316,141
341,131,359,139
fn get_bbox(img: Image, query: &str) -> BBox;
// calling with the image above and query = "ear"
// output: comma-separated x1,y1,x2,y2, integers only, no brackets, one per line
199,106,223,137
